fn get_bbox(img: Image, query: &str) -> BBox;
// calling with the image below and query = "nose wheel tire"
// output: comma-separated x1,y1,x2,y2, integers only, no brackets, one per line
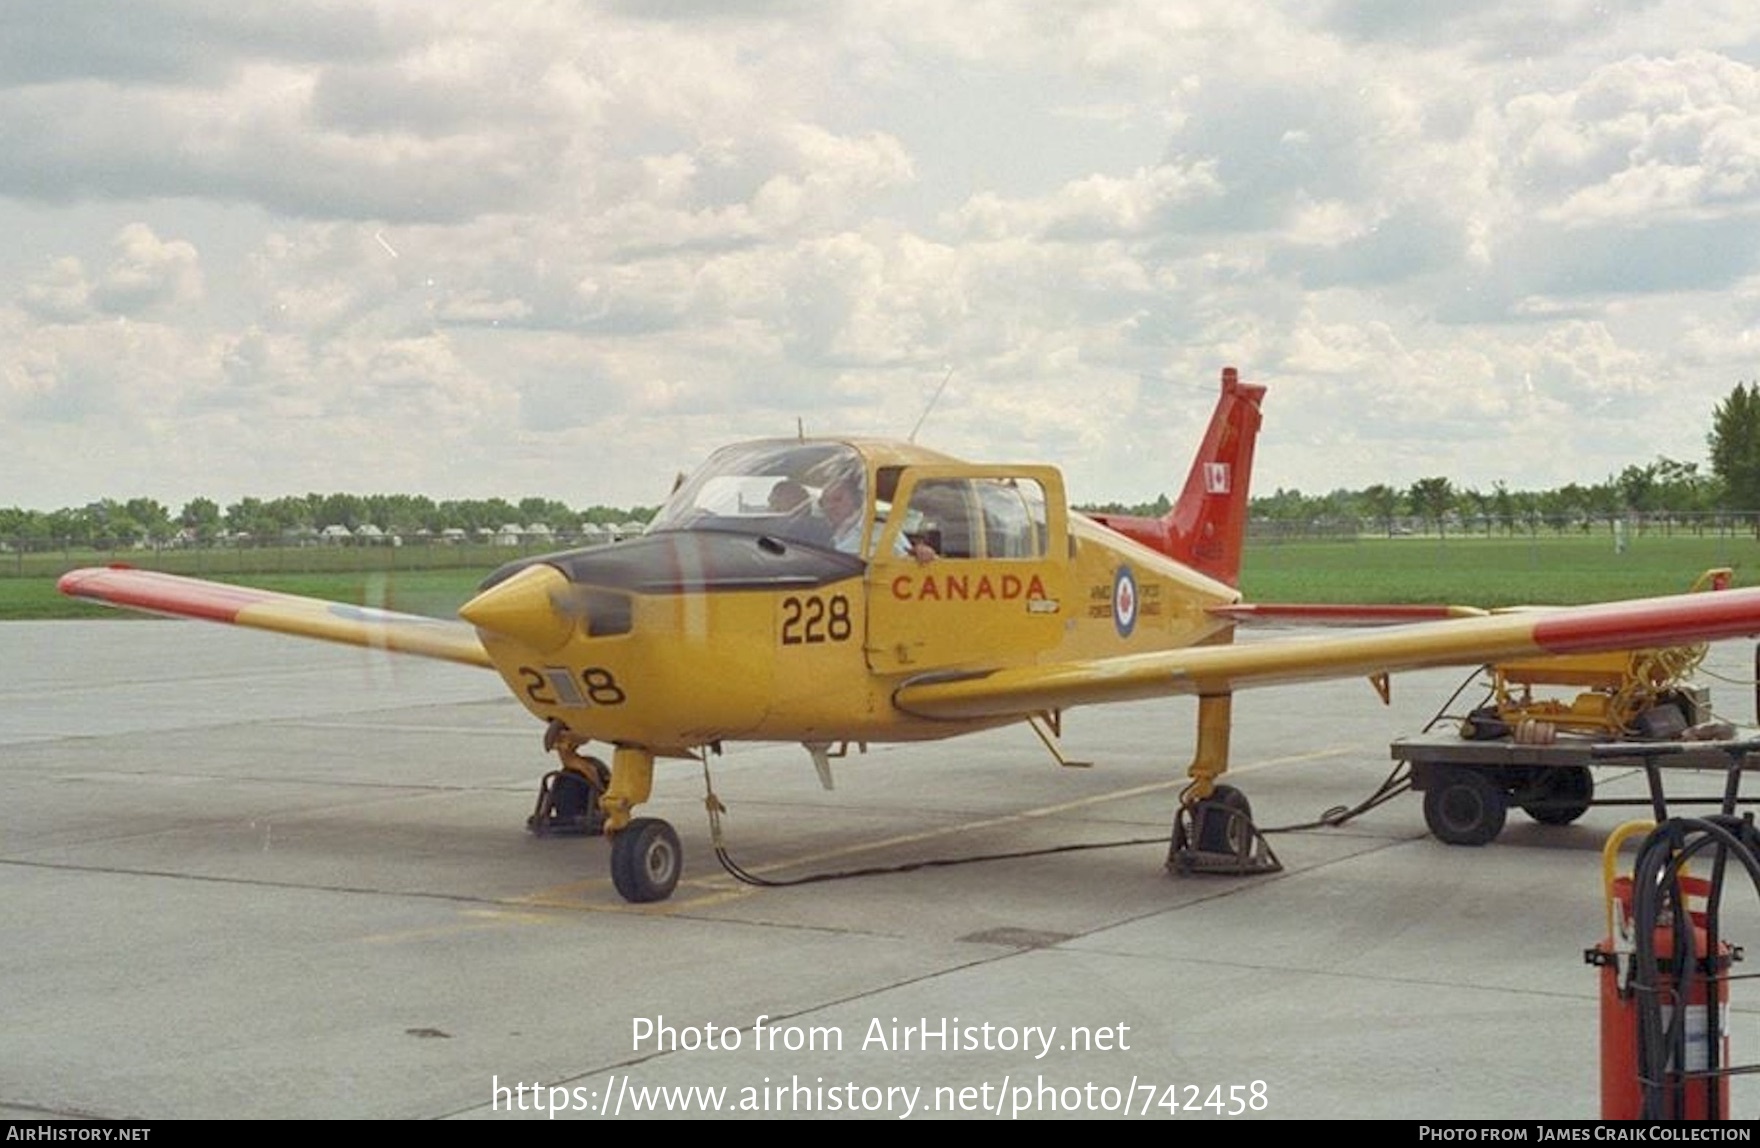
611,818,682,903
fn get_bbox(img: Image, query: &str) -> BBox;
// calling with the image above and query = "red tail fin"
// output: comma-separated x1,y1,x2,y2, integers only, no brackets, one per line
1089,367,1265,587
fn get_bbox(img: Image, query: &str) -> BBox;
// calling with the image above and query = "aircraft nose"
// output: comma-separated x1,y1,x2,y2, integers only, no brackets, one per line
459,563,576,652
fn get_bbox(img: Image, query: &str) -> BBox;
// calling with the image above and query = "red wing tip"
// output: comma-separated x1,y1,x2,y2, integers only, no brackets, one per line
58,565,135,594
56,568,101,595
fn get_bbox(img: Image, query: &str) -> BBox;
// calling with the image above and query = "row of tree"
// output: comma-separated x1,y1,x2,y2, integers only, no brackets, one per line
0,471,1730,550
0,494,659,551
1244,459,1716,537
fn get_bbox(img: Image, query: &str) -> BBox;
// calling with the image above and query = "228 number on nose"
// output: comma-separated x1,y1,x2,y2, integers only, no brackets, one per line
780,594,852,645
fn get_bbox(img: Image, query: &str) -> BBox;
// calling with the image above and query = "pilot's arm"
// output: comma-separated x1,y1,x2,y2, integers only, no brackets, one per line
876,528,934,564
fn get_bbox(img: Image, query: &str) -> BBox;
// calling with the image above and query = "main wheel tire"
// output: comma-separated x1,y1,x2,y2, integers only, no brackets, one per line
1194,784,1253,854
1519,766,1593,826
1423,765,1507,846
610,818,682,903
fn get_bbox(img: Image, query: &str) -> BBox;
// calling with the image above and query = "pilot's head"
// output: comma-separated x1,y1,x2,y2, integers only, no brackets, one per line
768,480,809,512
820,472,862,526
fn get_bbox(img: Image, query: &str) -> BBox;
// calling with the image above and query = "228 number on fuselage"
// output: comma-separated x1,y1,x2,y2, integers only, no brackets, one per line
780,593,852,646
518,665,626,708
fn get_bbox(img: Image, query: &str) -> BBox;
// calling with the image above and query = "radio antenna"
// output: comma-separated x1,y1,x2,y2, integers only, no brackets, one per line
907,367,954,443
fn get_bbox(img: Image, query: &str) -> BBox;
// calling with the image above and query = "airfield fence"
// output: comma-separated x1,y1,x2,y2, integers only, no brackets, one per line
1246,512,1760,544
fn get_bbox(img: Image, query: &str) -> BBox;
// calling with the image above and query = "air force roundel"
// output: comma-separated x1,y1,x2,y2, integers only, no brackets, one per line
1112,565,1138,638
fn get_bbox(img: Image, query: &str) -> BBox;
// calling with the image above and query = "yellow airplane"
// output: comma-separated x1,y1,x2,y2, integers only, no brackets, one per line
58,368,1760,903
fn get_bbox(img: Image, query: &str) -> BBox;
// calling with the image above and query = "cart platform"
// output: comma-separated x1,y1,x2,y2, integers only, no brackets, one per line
1391,733,1760,845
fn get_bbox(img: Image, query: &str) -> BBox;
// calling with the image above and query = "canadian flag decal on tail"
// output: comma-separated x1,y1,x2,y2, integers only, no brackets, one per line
1204,463,1231,495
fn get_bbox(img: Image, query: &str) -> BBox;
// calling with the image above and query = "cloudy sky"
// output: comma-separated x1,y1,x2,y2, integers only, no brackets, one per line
4,1,1758,513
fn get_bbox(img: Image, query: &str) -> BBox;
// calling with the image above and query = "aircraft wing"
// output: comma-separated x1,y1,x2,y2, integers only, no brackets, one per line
57,567,494,669
893,587,1760,721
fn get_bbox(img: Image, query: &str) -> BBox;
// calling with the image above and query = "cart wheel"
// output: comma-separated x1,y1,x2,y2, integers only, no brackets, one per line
1518,766,1593,826
1423,765,1507,846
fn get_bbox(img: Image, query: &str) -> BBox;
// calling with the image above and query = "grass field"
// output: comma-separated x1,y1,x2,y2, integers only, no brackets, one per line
1241,531,1757,606
10,529,1756,622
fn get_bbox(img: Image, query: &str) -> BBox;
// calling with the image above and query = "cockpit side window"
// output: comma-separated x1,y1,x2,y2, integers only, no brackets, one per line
978,478,1047,558
898,476,1047,560
904,479,974,558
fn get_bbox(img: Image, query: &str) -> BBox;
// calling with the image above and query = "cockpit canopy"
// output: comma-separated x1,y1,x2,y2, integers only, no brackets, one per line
647,441,868,554
648,438,1057,565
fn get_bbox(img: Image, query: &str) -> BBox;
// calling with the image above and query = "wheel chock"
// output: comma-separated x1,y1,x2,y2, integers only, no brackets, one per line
527,767,609,837
1167,790,1281,876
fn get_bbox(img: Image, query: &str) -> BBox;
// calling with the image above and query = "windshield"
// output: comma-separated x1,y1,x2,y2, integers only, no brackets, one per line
648,441,868,554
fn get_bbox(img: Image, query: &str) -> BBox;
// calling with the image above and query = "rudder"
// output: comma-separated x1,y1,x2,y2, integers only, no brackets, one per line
1089,367,1265,587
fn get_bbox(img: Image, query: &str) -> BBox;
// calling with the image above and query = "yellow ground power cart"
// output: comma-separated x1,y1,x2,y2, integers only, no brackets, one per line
1395,569,1751,846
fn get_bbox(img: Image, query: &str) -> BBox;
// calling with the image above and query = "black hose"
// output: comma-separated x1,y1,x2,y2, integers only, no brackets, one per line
1624,816,1760,1119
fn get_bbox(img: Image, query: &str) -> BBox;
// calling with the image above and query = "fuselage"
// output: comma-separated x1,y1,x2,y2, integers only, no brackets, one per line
460,437,1241,755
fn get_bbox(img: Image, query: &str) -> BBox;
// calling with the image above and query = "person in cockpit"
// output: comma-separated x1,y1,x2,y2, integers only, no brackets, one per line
768,479,811,513
820,471,933,563
818,473,867,554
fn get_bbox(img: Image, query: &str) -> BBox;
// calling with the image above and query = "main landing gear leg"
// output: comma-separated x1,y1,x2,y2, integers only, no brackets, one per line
602,746,682,904
1168,694,1280,876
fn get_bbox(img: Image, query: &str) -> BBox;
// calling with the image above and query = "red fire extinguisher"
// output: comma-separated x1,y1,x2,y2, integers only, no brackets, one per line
1591,821,1732,1120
